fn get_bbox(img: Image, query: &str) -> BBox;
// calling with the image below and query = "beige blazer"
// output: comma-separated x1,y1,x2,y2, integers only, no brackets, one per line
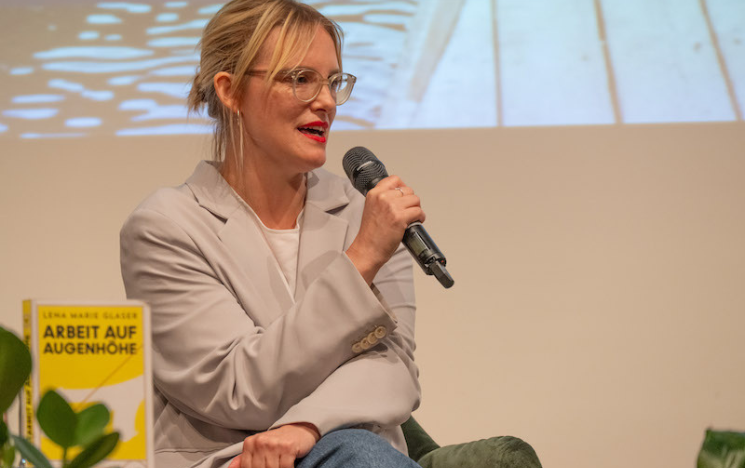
120,161,420,468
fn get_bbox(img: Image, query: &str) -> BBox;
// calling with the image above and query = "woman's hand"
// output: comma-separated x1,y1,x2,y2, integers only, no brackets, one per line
227,423,320,468
346,175,425,284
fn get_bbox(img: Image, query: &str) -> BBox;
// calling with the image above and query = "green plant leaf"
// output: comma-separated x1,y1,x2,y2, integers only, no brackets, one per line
11,435,53,468
698,429,745,468
2,443,16,468
0,420,9,468
67,432,119,468
0,326,32,414
0,420,8,446
74,404,110,446
37,390,77,449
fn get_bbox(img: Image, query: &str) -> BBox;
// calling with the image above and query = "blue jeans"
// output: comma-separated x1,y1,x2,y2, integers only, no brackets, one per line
296,429,422,468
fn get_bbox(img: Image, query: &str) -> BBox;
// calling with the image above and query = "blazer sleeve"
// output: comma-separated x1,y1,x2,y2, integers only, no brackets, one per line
120,204,410,431
271,242,421,435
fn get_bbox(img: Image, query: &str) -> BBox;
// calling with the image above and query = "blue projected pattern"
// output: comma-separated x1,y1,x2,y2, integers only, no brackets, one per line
0,0,743,139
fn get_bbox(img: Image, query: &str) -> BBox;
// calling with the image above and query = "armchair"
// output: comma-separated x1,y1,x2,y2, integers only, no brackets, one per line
401,417,542,468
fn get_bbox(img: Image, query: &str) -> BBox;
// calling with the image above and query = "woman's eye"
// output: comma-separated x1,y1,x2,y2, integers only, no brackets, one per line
295,72,313,85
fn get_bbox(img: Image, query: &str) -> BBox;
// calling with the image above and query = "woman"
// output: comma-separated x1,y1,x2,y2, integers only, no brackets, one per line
120,1,425,467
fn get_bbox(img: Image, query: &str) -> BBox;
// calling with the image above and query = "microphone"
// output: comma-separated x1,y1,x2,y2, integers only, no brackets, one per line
343,146,454,289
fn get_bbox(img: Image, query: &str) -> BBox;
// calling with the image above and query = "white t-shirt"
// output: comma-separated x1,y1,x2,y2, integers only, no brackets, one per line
245,205,303,300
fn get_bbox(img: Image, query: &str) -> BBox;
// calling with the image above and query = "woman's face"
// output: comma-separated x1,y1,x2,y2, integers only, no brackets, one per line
238,25,339,177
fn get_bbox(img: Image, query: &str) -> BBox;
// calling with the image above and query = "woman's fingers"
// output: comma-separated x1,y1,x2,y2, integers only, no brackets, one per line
404,204,426,224
239,425,318,468
228,455,242,468
347,175,427,283
372,174,405,192
392,186,414,197
264,453,280,468
369,178,424,224
279,453,295,468
372,176,423,220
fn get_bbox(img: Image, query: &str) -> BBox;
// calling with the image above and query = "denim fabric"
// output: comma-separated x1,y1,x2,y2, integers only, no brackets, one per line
297,429,422,468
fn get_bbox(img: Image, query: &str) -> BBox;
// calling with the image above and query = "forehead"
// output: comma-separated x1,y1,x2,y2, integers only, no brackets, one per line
255,24,339,71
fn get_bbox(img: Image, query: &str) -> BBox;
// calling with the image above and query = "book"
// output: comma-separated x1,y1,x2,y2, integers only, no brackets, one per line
22,300,154,468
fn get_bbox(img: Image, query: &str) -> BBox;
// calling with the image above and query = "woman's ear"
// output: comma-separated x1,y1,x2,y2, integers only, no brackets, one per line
213,72,239,113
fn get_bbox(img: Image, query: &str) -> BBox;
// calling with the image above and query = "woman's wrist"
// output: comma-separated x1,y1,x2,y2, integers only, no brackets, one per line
284,422,321,442
345,244,382,285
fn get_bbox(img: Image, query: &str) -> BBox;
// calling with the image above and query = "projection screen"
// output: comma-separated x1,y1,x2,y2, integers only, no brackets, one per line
1,0,743,137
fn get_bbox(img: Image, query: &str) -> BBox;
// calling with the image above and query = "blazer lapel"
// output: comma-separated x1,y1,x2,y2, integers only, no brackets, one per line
295,170,351,302
218,211,296,325
186,161,294,327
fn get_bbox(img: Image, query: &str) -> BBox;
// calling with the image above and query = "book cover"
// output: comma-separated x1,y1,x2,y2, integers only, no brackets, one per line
22,300,154,468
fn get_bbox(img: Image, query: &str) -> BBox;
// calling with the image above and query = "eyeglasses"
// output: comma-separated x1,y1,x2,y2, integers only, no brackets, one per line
247,68,357,105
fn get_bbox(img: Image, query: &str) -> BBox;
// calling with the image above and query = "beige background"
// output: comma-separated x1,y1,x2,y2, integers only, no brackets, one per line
1,122,744,467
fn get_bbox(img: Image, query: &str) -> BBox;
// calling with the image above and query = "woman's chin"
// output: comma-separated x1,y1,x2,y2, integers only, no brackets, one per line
301,147,327,170
307,154,327,172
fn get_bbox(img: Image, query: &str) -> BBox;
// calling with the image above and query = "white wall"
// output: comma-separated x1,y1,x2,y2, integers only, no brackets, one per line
2,122,744,468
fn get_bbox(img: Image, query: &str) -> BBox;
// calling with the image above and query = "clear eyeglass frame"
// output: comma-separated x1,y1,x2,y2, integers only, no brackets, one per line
247,68,357,105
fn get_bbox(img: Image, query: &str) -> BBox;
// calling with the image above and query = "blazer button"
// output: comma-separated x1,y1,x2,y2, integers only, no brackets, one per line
360,337,371,350
374,326,387,339
367,332,378,345
352,343,363,354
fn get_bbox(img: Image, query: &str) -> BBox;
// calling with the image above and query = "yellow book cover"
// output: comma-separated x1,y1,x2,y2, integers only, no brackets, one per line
22,300,154,468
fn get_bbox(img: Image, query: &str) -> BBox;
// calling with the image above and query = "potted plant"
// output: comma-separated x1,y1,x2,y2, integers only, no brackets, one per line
698,429,745,468
0,326,119,468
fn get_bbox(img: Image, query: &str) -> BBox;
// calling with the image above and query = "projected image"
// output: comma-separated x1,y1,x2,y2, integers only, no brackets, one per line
0,0,743,139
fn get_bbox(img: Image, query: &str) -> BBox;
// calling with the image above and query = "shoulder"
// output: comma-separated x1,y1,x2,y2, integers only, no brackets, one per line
119,186,197,245
121,161,236,239
132,185,195,217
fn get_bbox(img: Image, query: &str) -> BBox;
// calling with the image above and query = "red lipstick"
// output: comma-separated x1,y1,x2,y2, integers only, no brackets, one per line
298,121,329,143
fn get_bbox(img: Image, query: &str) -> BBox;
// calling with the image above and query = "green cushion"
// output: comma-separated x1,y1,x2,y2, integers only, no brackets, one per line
401,417,441,462
401,417,542,468
417,436,542,468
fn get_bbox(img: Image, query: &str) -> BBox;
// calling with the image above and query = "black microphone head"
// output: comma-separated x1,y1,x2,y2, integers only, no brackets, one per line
343,146,388,194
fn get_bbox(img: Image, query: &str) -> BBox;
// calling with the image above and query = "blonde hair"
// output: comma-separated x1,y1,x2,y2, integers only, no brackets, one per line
187,0,343,162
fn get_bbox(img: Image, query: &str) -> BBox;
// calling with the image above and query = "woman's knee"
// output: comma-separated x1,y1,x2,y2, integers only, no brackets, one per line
300,429,419,468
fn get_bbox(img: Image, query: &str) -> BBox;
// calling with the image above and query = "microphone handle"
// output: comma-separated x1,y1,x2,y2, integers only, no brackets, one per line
403,222,454,289
357,165,454,289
